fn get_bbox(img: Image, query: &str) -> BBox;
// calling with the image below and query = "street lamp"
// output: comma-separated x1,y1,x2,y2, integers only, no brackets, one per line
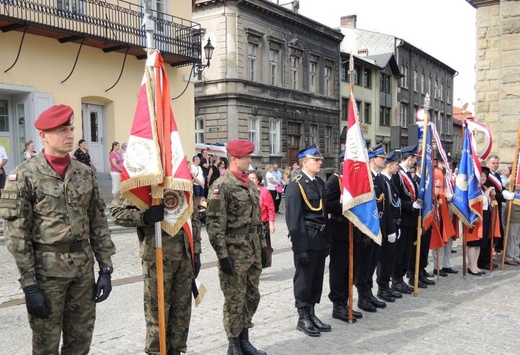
196,38,214,80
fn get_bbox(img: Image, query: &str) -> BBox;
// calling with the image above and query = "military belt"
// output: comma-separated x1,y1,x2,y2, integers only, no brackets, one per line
227,226,258,234
304,221,326,232
392,218,401,225
32,240,89,253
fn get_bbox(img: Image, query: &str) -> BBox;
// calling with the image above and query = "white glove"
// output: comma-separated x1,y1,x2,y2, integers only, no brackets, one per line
503,190,515,201
445,193,453,202
412,201,423,209
387,233,396,243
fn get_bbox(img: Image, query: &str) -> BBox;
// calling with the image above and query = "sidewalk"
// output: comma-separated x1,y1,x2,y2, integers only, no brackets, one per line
2,216,520,354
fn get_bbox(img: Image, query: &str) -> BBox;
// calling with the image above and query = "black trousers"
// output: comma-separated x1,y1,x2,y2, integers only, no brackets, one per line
293,249,327,308
354,236,376,297
269,189,281,213
377,237,396,288
410,228,431,274
328,228,352,304
393,225,415,279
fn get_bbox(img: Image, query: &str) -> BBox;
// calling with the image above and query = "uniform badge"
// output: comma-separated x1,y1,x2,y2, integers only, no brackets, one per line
212,188,219,194
8,174,17,181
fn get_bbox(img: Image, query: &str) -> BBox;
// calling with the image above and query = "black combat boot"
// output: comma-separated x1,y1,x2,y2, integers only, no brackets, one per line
296,307,320,337
228,337,243,355
391,277,412,294
332,302,356,323
309,305,331,332
377,286,396,302
239,328,266,355
357,295,377,312
368,294,387,308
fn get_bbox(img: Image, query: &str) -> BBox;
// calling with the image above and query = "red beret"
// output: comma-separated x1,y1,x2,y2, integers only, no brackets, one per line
227,140,254,158
35,105,74,131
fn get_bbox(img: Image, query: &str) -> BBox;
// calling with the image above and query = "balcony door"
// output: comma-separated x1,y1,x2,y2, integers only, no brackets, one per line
82,104,106,173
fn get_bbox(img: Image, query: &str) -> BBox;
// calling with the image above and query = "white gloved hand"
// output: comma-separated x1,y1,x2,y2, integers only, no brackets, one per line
412,201,423,209
502,190,515,201
387,233,397,243
445,193,453,202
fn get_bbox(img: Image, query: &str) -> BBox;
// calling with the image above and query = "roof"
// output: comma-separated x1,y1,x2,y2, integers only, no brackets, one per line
365,53,402,77
453,106,473,125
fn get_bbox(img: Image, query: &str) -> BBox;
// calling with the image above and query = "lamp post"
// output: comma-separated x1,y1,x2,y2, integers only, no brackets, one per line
196,38,214,80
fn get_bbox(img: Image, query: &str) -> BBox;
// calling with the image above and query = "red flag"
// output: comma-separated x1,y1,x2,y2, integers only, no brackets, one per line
121,51,193,238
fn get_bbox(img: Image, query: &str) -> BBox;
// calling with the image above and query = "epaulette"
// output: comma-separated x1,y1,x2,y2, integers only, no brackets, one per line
292,174,302,182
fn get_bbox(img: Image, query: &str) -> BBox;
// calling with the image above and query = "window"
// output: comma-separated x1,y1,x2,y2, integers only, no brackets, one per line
400,104,408,127
380,73,391,94
57,0,86,15
309,124,318,145
269,50,279,86
400,65,408,88
364,103,371,124
290,56,299,90
341,62,347,81
324,66,332,96
440,81,444,100
248,118,260,153
413,70,418,92
269,119,281,155
379,106,391,127
446,115,452,134
309,61,317,94
248,43,257,82
434,79,439,98
428,76,432,96
421,73,425,93
354,65,361,85
324,126,332,155
195,118,204,144
341,99,348,121
363,68,371,88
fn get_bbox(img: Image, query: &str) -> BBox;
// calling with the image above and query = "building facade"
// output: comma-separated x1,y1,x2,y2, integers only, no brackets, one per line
193,0,343,175
467,0,520,163
0,0,199,173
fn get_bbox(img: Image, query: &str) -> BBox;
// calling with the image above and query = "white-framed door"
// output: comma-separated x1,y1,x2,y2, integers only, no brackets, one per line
82,104,106,173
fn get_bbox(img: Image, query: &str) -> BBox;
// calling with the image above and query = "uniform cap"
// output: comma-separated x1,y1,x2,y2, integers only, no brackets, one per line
400,145,420,158
35,105,74,131
227,140,255,158
385,151,398,164
367,144,387,159
297,144,323,160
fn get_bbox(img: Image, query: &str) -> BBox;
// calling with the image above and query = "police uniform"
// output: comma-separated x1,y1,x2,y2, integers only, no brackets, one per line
0,105,116,354
206,140,267,355
285,144,331,337
110,197,201,354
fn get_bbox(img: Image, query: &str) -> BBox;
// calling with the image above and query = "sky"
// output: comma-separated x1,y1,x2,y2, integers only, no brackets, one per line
292,0,477,112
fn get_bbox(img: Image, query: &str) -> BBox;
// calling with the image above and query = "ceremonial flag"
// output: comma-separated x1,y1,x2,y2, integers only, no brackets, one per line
418,124,434,231
342,90,382,245
451,122,483,226
121,51,193,237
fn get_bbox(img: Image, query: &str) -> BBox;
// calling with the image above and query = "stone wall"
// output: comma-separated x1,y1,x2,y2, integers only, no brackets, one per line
475,0,520,164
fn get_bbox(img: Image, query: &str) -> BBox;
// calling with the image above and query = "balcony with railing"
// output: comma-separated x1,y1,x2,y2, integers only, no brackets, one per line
0,0,201,66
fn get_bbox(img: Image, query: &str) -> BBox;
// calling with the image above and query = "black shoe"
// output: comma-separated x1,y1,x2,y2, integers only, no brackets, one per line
409,278,428,289
296,307,320,337
392,281,412,294
357,298,377,312
377,289,395,302
368,294,387,308
239,328,266,355
421,270,434,278
388,288,403,299
451,249,457,253
227,337,243,355
433,269,448,277
420,277,436,286
467,268,482,276
442,267,459,274
480,263,498,271
167,348,181,355
308,305,331,332
332,303,357,323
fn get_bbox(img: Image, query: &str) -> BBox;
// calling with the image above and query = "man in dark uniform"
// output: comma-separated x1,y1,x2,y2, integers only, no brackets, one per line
391,145,421,294
355,144,387,313
325,150,363,322
377,151,403,302
285,144,331,337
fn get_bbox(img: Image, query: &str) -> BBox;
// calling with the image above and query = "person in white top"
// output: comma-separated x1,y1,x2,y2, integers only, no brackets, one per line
191,155,205,205
265,164,283,213
0,144,8,189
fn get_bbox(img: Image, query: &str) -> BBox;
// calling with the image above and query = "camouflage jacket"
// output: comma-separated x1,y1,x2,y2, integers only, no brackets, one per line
206,170,263,259
0,153,115,288
109,196,202,261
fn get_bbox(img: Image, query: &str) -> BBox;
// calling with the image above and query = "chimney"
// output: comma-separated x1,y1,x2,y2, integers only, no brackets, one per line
341,15,357,28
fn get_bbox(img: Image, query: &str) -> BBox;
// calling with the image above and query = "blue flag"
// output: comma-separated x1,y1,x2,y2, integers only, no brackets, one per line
451,123,483,226
418,124,434,230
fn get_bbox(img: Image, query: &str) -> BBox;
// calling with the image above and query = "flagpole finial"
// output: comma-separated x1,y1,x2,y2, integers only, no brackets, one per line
461,103,468,119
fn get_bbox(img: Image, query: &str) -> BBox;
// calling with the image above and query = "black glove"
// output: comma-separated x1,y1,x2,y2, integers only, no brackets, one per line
143,205,165,225
219,257,235,275
193,253,201,278
261,247,268,268
23,285,52,319
296,251,310,266
94,271,112,303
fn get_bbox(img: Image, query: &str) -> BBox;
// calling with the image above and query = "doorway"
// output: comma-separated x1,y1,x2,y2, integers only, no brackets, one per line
82,104,106,173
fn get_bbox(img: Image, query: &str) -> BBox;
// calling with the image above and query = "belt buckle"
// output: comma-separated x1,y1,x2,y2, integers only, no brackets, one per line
69,241,82,253
397,218,401,225
319,224,326,232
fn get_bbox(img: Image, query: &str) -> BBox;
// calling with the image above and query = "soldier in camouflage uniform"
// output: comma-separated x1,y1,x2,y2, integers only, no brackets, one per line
206,139,267,355
0,105,115,355
110,196,202,355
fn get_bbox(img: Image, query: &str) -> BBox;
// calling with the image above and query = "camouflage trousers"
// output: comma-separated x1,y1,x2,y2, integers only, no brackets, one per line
29,270,96,355
143,256,193,354
219,246,262,337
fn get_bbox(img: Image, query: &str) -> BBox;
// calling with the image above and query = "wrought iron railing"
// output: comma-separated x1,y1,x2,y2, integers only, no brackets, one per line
0,0,201,66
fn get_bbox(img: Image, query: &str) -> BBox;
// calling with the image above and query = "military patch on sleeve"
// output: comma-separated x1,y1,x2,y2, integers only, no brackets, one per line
8,174,17,181
212,188,219,195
